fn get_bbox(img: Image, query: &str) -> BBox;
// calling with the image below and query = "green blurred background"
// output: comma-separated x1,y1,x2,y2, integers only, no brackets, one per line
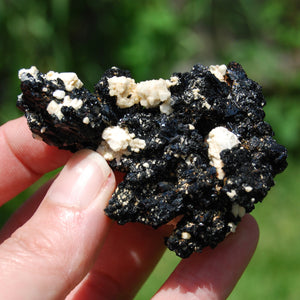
0,0,299,299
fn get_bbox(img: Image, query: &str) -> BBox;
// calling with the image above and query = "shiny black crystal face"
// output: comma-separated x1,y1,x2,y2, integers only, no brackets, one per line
17,62,287,258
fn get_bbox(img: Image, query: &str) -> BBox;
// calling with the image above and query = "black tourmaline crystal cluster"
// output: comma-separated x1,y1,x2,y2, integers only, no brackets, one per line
17,62,287,258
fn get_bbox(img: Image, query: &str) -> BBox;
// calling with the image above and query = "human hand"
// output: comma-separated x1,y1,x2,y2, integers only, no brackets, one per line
0,117,259,299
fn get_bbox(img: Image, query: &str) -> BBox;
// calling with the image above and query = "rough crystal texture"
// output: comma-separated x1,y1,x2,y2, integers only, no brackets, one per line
17,62,288,258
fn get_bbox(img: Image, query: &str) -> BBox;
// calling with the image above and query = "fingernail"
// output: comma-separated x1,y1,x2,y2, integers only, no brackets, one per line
46,150,112,208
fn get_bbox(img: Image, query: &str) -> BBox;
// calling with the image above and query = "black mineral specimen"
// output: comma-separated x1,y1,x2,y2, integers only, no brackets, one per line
17,62,287,258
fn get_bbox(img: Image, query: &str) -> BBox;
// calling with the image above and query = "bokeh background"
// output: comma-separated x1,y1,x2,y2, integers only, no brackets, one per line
0,0,299,299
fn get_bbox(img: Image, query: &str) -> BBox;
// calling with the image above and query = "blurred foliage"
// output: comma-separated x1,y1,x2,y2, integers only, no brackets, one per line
0,0,299,299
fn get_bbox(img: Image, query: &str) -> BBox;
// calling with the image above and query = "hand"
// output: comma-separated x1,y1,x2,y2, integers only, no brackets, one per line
0,117,259,299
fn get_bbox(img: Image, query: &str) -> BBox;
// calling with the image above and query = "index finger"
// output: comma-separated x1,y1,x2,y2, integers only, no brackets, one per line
0,117,72,205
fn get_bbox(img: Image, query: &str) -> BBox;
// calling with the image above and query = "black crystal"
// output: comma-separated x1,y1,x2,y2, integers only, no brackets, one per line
17,62,288,258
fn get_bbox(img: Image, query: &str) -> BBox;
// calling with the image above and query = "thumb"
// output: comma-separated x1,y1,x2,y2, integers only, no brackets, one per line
0,150,115,300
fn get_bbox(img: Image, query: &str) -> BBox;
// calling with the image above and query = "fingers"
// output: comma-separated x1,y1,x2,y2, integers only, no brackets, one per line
0,150,116,299
0,117,72,205
153,214,259,300
1,171,173,300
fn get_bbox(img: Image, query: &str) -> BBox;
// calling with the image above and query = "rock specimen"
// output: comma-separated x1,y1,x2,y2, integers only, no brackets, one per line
17,62,288,258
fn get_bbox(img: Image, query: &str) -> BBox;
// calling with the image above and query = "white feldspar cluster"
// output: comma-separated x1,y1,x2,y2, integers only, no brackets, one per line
18,66,83,92
107,76,179,114
45,71,83,92
207,126,240,179
208,64,227,82
46,96,83,120
97,126,146,163
19,66,84,121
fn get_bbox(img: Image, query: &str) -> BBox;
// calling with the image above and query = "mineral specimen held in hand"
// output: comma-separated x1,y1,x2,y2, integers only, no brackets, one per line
17,62,288,258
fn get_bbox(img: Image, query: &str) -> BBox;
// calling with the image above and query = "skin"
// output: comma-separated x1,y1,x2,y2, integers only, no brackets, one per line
0,117,259,300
